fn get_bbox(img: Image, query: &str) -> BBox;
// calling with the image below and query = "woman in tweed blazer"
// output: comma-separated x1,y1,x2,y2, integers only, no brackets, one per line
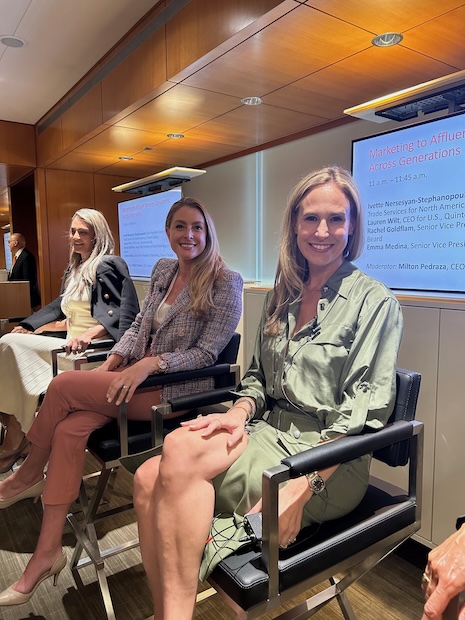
0,198,243,606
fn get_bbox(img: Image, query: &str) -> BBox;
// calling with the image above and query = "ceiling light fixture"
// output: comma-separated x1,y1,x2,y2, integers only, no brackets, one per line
0,35,27,48
241,96,262,106
119,156,133,161
167,133,184,139
372,32,403,47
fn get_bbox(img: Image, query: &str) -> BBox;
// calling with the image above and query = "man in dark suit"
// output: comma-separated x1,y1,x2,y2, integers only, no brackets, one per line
8,232,41,310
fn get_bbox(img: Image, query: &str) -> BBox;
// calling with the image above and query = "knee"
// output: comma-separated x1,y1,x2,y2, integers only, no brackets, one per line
162,427,196,470
134,457,159,514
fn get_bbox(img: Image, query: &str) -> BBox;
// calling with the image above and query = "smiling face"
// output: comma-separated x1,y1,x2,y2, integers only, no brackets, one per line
70,217,95,260
294,183,353,278
166,205,207,264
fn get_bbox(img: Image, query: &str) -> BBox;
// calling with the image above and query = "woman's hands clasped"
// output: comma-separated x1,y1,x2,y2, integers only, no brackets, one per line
65,333,93,355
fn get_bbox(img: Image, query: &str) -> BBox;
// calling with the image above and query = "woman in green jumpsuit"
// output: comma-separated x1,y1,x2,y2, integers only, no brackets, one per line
133,166,403,620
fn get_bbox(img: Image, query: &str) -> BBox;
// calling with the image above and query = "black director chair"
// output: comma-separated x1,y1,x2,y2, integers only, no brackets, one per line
156,367,422,620
66,332,241,620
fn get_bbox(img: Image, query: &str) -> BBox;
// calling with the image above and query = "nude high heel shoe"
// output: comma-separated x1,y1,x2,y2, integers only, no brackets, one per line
0,550,67,606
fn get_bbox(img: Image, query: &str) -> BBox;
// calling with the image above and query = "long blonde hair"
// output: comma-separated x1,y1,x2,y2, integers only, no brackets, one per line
265,166,364,334
62,208,115,302
165,197,226,317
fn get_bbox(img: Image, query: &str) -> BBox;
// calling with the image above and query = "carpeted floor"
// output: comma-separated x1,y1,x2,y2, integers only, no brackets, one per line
0,454,426,620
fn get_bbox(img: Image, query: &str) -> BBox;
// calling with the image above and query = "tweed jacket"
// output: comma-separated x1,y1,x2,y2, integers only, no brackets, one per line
8,247,41,307
110,258,243,401
20,256,139,342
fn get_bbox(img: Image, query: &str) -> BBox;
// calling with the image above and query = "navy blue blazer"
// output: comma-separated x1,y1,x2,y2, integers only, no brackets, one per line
20,256,139,342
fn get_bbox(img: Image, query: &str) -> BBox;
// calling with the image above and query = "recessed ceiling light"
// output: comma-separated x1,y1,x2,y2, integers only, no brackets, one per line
372,32,403,47
167,133,184,139
0,35,27,48
119,156,133,161
241,96,262,106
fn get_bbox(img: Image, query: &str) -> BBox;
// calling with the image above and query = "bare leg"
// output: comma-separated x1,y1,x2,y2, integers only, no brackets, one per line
11,503,68,594
134,425,249,620
0,443,49,500
134,456,163,617
0,413,25,452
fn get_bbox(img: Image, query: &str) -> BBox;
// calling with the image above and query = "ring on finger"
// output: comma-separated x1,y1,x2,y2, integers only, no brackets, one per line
122,385,130,390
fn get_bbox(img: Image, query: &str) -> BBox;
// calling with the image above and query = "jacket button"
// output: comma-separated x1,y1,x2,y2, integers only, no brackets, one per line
293,430,301,439
104,293,110,300
108,310,114,316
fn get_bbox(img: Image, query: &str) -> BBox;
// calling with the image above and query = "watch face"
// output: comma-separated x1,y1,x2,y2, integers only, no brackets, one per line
158,358,169,371
308,473,325,494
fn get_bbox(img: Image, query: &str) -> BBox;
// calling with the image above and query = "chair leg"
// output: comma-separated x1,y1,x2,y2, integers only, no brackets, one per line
96,564,117,620
68,467,119,619
330,577,357,620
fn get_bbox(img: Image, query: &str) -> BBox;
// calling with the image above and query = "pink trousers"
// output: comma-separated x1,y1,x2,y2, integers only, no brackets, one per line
26,369,159,505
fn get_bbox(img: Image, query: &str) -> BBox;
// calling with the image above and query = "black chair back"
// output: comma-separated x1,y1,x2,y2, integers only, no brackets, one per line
217,332,240,365
373,368,421,467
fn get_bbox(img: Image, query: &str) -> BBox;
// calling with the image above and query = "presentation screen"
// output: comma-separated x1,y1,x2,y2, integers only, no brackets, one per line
352,110,465,293
118,189,181,279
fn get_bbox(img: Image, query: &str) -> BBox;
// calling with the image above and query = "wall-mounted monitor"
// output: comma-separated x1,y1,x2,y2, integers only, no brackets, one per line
118,188,181,279
352,111,465,293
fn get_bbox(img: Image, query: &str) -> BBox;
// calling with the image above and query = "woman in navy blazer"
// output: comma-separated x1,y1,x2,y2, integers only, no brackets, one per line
0,197,243,607
0,209,139,472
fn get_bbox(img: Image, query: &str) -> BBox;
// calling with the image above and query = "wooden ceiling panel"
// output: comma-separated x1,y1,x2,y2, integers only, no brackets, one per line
115,84,241,133
30,0,465,179
304,0,465,33
185,105,326,148
97,157,174,179
75,126,167,156
47,151,120,173
182,5,371,98
132,136,242,168
403,6,465,69
263,46,458,117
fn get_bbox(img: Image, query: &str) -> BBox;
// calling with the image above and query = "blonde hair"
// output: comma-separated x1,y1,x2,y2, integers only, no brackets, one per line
62,208,115,302
165,197,226,317
266,166,364,334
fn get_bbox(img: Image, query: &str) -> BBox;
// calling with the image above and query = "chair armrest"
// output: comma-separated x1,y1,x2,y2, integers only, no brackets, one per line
138,364,235,389
282,420,423,477
51,339,115,376
166,387,236,412
260,418,424,598
117,366,237,457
